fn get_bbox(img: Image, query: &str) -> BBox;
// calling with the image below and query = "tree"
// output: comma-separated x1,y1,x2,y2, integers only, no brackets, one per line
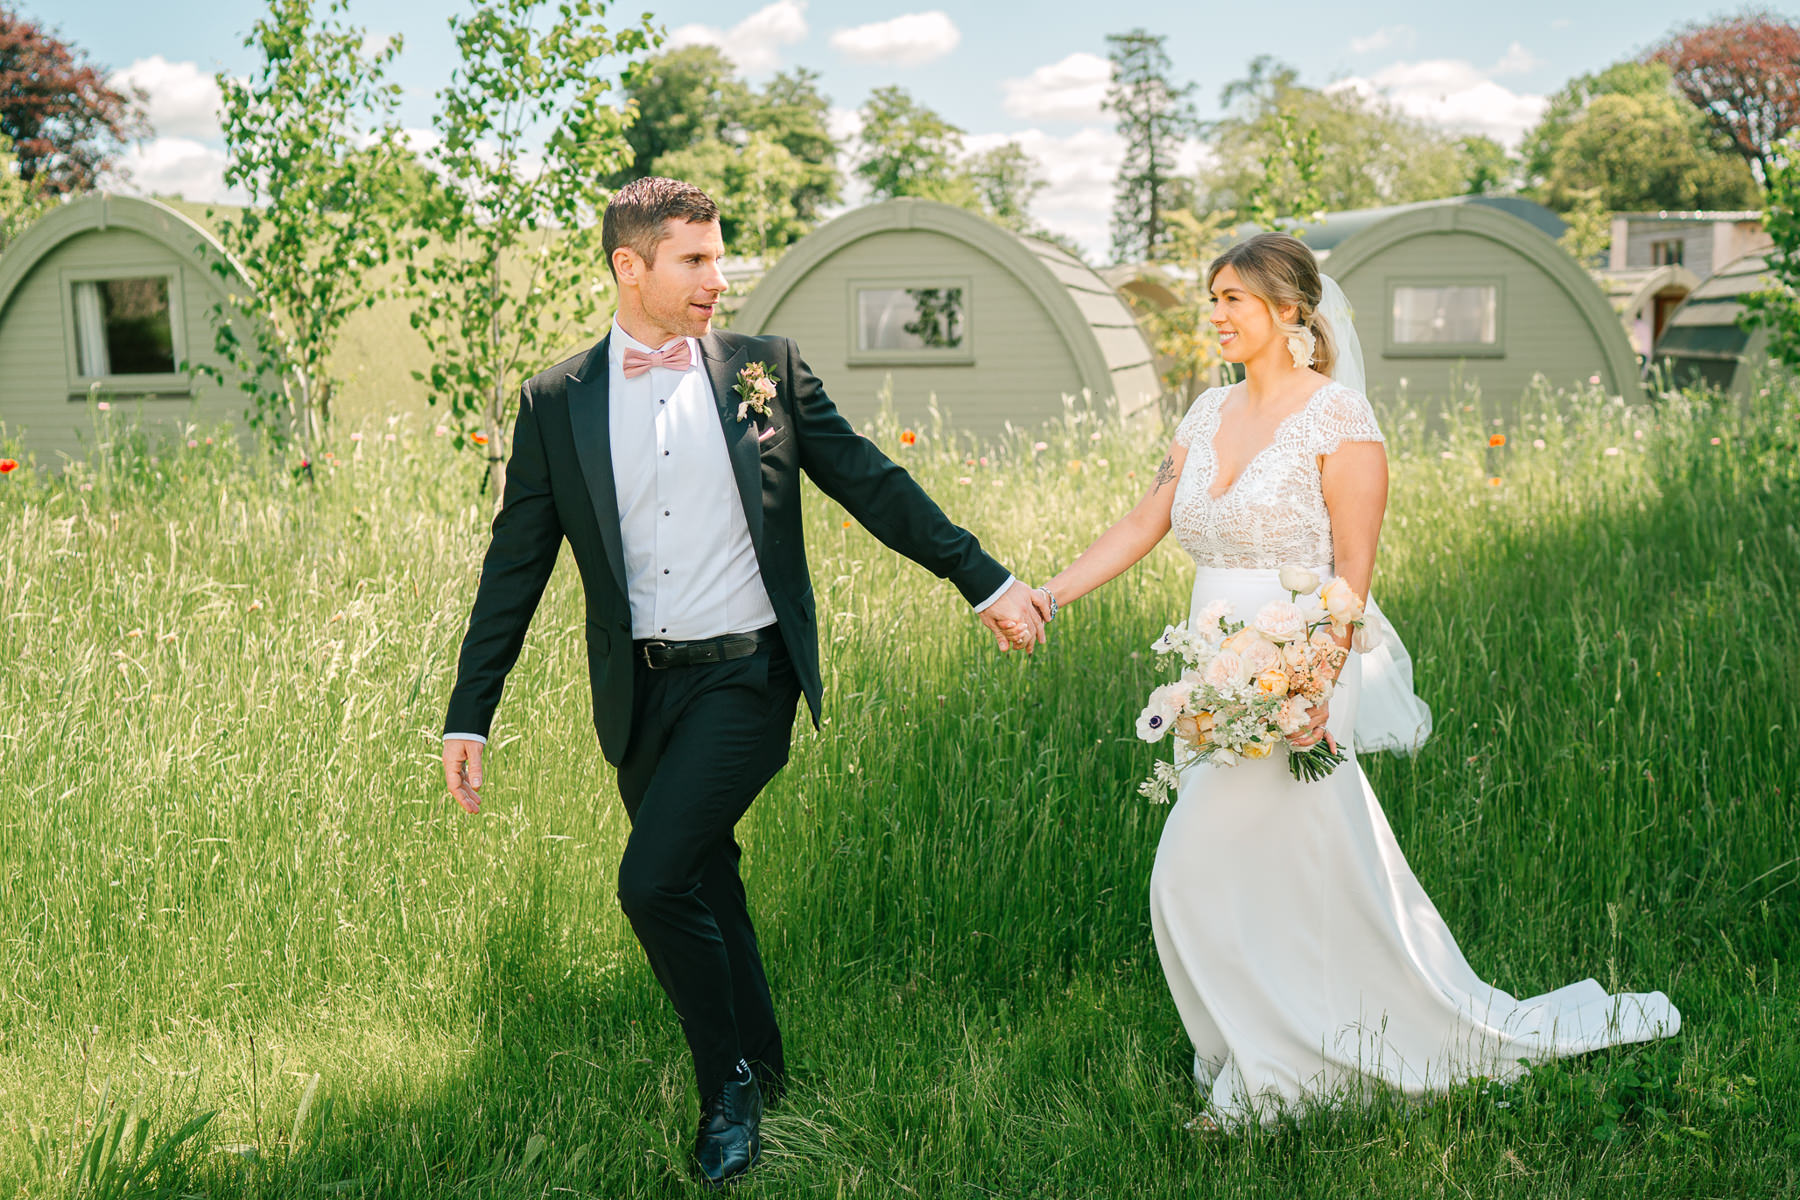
854,85,974,204
406,0,654,497
1125,208,1235,407
1458,136,1517,195
655,132,810,258
207,0,409,455
963,141,1043,234
1743,139,1800,371
1540,88,1761,213
1105,29,1198,264
612,46,839,248
0,7,147,193
1520,59,1760,209
1197,57,1476,219
0,132,48,252
1654,9,1800,186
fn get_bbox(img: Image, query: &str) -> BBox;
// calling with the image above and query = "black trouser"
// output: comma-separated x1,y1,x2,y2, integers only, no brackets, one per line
613,631,800,1100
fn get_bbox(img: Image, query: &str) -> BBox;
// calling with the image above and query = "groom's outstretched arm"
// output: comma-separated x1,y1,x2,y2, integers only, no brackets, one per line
781,339,1042,648
441,384,565,809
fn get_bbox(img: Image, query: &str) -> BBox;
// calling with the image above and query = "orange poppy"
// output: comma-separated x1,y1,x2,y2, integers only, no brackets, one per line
900,429,918,446
0,458,16,474
471,433,489,445
1488,477,1501,487
841,520,851,528
1489,434,1506,447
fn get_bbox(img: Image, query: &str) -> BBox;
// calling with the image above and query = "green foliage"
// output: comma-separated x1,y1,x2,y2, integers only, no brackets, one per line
402,0,655,496
207,0,410,454
3,383,1800,1196
1457,135,1517,195
1198,57,1487,220
0,130,47,253
963,140,1044,235
614,45,839,251
1522,59,1759,211
1106,28,1198,263
22,1084,215,1198
1128,208,1235,405
854,84,975,205
654,132,810,259
1743,140,1800,370
1557,187,1615,268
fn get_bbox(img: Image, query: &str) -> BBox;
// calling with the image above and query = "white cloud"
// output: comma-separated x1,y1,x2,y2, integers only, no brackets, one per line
1330,58,1546,147
668,1,807,74
1491,41,1543,76
110,56,221,140
1002,52,1112,122
829,11,960,67
1349,25,1416,56
110,136,240,204
360,31,398,61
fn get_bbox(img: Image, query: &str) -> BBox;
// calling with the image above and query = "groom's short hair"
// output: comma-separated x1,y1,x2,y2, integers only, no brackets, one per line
603,177,721,280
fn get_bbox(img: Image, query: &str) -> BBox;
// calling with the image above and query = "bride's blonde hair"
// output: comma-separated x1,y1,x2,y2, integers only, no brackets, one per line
1206,232,1336,379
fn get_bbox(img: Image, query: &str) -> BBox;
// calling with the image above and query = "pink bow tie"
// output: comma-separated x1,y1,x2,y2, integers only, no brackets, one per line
621,339,693,379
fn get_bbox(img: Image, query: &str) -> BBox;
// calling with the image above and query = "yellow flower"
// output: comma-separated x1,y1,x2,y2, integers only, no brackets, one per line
1243,740,1274,760
1255,669,1289,695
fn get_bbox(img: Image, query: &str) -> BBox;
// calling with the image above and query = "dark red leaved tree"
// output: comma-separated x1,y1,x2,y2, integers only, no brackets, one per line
0,6,147,193
1653,8,1800,187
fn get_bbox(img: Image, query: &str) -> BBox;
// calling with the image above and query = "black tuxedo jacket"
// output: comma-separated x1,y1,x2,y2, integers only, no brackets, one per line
443,329,1012,765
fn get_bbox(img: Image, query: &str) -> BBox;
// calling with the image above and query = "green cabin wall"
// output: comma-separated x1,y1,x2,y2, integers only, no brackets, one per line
1334,230,1631,407
0,227,245,463
757,228,1093,442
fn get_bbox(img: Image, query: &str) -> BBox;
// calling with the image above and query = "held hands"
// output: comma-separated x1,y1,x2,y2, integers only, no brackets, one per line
443,739,485,814
980,580,1049,653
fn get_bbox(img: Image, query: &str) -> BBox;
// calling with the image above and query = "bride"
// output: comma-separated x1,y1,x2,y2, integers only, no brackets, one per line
1017,233,1679,1127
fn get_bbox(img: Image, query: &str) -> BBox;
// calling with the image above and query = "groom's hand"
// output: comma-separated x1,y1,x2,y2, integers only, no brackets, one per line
443,739,485,814
980,581,1046,653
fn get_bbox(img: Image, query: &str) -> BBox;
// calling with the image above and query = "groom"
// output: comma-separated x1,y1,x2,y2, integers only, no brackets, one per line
440,177,1046,1187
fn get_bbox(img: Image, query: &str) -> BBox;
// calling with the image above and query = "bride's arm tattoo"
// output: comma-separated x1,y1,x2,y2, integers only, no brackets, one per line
1152,453,1177,491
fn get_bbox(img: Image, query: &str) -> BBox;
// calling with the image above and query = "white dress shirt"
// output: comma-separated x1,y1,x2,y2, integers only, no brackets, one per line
446,323,1012,744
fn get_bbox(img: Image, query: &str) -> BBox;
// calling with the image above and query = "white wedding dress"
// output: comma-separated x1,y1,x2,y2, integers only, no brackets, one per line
1152,381,1679,1127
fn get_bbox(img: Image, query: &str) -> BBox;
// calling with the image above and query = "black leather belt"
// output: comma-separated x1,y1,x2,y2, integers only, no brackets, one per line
635,627,775,670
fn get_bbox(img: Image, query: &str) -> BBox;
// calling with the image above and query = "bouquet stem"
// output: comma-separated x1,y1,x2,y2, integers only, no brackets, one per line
1288,740,1347,782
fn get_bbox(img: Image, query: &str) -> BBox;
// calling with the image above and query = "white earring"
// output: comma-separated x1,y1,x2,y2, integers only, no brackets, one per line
1287,326,1316,369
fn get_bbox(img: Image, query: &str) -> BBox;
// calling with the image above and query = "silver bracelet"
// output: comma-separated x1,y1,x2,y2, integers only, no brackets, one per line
1036,586,1057,622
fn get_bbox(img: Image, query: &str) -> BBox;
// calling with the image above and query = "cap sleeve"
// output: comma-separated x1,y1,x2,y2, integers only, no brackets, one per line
1173,388,1221,449
1308,383,1384,457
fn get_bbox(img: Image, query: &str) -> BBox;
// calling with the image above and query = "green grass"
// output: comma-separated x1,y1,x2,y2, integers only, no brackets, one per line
1,376,1797,1198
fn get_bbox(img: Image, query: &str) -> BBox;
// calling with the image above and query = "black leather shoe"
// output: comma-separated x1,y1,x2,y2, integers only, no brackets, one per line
694,1075,762,1189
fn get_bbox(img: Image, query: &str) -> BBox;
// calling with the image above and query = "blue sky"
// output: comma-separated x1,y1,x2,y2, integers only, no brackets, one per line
42,0,1799,255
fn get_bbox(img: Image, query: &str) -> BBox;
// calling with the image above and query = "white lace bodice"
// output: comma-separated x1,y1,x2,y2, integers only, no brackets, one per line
1170,381,1384,569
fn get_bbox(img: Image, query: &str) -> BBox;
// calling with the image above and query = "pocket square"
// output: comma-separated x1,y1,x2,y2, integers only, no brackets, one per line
757,424,780,443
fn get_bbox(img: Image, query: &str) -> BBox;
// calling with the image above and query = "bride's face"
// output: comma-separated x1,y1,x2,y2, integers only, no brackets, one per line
1209,265,1294,365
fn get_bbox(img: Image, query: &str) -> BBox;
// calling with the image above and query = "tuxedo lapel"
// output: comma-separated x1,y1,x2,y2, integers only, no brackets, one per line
565,335,629,597
701,332,763,552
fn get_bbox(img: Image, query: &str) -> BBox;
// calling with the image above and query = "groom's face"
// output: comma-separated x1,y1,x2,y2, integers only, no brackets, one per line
631,218,729,340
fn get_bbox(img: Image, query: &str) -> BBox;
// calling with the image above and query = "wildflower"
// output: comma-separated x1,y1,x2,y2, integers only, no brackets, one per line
97,401,111,411
247,600,263,612
187,439,199,449
471,433,489,446
205,437,214,445
0,458,16,474
1710,436,1722,445
1488,434,1505,447
957,476,973,485
350,432,364,442
841,520,851,528
900,429,918,446
126,628,143,638
1068,460,1084,473
1588,374,1601,385
979,456,989,467
1633,429,1643,440
435,425,450,437
1533,438,1546,449
1033,441,1048,452
1091,431,1103,441
385,433,396,442
1604,447,1621,457
1096,458,1109,467
1439,451,1455,460
1488,477,1501,487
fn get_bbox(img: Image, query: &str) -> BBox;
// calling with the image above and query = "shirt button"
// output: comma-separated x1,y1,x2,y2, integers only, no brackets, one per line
663,510,670,516
663,568,670,574
663,450,670,456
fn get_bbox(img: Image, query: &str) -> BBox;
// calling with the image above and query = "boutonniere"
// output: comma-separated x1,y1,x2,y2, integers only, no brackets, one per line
733,362,780,423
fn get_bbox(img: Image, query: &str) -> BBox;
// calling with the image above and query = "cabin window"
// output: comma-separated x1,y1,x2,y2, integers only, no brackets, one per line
1387,282,1502,356
72,276,178,376
847,279,974,365
1649,239,1685,267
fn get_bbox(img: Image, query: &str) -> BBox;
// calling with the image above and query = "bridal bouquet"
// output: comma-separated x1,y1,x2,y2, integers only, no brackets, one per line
1135,566,1374,802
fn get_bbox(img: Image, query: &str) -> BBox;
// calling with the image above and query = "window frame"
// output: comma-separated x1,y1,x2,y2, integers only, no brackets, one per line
60,266,194,397
845,276,976,367
1648,238,1686,267
1382,276,1506,360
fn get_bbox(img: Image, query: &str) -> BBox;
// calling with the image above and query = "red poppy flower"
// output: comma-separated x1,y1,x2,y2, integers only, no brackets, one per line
471,433,489,445
1489,434,1506,448
900,430,917,446
0,458,16,474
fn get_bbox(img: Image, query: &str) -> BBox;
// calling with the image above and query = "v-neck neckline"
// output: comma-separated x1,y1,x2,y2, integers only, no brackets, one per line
1203,381,1339,501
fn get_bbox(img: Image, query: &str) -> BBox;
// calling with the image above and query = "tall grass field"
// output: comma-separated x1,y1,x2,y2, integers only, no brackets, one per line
1,378,1797,1198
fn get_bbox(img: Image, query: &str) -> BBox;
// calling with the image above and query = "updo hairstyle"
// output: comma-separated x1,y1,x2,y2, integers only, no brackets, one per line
1205,232,1336,378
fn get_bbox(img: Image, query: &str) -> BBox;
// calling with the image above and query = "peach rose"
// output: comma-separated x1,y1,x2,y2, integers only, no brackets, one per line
1322,577,1363,628
1255,669,1289,695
